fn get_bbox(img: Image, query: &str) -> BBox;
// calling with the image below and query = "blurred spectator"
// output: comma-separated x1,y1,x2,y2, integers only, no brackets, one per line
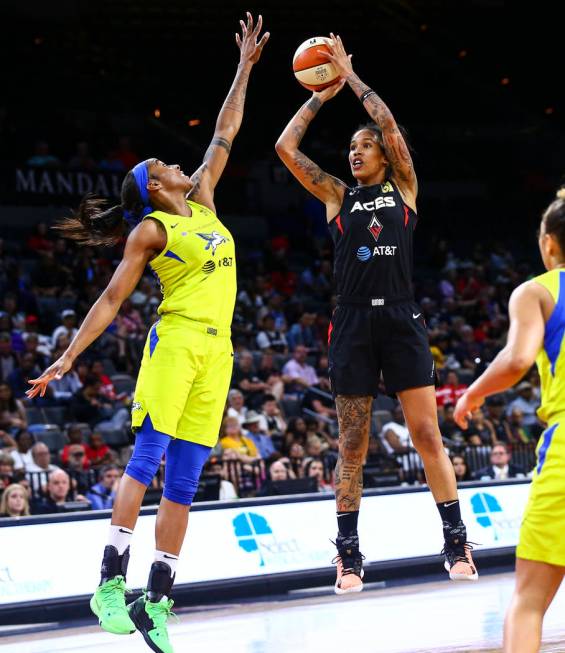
68,141,97,170
451,454,472,482
242,411,275,459
25,442,60,474
289,441,305,475
255,314,288,353
50,360,82,402
27,141,60,168
380,406,412,455
6,353,42,400
0,382,27,431
283,416,308,452
0,483,30,518
302,383,337,420
219,416,260,461
86,464,121,510
453,324,484,372
23,316,52,357
507,408,535,444
258,394,287,435
22,333,50,370
0,453,15,488
474,443,527,480
0,332,19,383
226,389,247,425
51,309,78,350
26,222,55,253
436,371,468,407
465,408,496,446
256,458,294,496
203,456,238,500
91,360,121,401
286,312,319,351
439,404,464,443
9,429,35,471
256,353,284,401
114,136,139,169
485,396,512,443
84,432,113,468
304,457,333,493
69,375,129,433
282,345,318,395
31,469,89,514
507,381,540,429
232,351,270,408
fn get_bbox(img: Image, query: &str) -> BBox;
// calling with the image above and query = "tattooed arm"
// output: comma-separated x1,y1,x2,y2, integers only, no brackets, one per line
275,82,347,222
324,33,417,209
190,13,269,209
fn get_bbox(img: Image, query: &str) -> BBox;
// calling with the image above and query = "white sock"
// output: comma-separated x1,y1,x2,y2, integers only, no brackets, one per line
108,525,133,555
154,549,179,576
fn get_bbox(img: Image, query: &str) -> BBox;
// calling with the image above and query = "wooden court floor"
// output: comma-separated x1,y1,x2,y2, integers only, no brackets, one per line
2,572,565,652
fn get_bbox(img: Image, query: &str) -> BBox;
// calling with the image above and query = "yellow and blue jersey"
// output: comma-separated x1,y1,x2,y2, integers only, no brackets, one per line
517,268,565,565
145,200,237,330
533,269,565,425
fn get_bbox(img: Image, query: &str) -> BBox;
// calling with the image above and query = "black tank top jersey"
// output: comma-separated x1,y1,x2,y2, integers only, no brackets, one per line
328,179,418,299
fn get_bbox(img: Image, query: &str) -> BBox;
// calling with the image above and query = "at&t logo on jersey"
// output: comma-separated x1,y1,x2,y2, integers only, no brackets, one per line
351,196,396,212
356,245,398,261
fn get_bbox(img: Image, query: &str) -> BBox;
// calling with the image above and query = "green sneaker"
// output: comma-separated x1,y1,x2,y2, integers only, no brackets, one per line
128,594,176,653
90,576,136,635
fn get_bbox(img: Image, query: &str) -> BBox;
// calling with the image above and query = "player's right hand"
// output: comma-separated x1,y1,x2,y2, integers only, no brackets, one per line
313,78,346,103
26,355,73,399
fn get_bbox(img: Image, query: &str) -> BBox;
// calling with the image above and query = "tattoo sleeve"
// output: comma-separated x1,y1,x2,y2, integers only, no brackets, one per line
334,396,372,512
346,72,415,183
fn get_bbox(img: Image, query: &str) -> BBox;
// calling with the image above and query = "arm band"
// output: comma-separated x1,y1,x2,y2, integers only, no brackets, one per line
359,89,376,103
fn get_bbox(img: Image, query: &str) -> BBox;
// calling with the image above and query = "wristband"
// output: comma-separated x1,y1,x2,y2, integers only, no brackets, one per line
360,89,376,103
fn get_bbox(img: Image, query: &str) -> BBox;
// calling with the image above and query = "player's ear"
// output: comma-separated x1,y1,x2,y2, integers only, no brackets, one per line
147,179,162,192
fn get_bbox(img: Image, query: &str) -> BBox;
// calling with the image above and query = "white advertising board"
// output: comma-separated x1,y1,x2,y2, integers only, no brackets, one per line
0,482,530,606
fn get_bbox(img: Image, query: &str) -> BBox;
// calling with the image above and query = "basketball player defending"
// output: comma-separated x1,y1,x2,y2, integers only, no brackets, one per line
276,34,477,593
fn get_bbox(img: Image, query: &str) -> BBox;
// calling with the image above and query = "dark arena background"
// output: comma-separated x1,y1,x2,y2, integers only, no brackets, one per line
1,1,564,652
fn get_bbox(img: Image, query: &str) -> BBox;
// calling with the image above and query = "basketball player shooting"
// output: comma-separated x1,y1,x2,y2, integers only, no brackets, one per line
276,33,477,594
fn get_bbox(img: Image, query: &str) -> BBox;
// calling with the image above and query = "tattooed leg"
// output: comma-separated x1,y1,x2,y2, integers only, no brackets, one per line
334,395,372,512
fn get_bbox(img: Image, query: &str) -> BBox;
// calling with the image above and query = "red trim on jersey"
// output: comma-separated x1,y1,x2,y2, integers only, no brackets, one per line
404,205,410,228
327,321,333,344
336,214,343,234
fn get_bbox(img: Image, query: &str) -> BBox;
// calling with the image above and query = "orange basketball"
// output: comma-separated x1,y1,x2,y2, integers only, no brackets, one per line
292,36,340,92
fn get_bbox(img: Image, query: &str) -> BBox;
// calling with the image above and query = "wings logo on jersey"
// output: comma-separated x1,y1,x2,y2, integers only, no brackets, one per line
367,214,383,242
197,231,229,255
381,181,393,193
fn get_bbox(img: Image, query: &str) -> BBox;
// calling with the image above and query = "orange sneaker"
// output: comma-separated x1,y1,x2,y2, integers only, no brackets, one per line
332,535,365,595
442,522,479,581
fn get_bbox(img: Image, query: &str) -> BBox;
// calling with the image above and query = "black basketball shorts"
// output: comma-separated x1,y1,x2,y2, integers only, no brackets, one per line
328,300,435,397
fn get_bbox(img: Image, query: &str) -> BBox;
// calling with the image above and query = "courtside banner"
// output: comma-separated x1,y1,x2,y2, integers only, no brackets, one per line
0,481,530,606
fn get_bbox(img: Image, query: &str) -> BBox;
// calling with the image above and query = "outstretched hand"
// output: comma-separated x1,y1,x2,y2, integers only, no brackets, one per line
26,355,73,399
320,33,354,79
313,78,346,103
236,12,269,65
454,392,484,430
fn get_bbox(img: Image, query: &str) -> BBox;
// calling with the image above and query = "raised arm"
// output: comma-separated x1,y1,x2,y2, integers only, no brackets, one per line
453,281,547,428
190,13,269,209
26,220,165,398
324,34,417,204
275,82,347,221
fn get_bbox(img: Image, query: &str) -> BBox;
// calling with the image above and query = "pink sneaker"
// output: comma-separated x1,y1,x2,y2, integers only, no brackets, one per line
332,535,365,595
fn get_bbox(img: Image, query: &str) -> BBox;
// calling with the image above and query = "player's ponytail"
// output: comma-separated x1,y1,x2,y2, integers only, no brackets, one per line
542,187,565,253
54,168,149,247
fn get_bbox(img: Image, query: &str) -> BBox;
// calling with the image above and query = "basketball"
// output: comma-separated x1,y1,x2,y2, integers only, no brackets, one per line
292,36,340,92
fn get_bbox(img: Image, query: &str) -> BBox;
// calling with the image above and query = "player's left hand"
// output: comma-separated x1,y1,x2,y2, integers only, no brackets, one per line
322,33,354,79
454,392,485,430
236,12,270,65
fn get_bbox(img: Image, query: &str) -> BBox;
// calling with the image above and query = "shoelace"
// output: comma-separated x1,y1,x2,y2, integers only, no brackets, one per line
100,578,128,610
330,538,365,577
145,596,179,627
441,541,478,567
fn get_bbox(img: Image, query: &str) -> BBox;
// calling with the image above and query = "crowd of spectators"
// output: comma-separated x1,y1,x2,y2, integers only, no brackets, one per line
0,209,544,518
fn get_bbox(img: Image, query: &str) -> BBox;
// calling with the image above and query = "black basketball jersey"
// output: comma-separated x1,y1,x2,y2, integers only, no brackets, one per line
328,179,417,298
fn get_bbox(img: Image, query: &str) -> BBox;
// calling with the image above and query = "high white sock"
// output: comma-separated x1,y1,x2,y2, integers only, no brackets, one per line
108,525,133,555
154,549,179,576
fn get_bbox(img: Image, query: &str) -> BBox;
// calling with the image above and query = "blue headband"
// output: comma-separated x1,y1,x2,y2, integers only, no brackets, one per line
124,160,153,228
